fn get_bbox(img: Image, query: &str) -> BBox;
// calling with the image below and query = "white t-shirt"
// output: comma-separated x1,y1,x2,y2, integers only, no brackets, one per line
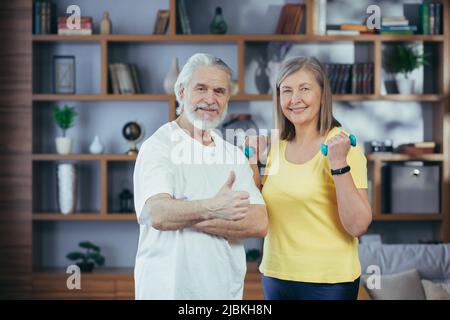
133,121,265,300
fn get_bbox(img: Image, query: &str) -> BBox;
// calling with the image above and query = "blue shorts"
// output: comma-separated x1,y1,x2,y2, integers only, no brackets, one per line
261,274,360,300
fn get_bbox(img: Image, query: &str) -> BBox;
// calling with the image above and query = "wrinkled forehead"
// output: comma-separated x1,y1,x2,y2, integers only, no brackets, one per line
189,65,230,89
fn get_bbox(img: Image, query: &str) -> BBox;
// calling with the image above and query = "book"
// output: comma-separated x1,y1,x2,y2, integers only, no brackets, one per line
177,0,191,34
382,19,409,27
153,10,169,35
34,1,42,34
403,3,421,34
340,24,371,32
109,64,120,94
381,26,417,32
115,63,135,94
109,63,142,95
429,3,435,35
420,3,430,35
130,64,142,94
275,4,304,34
57,29,92,35
326,30,359,35
435,3,442,34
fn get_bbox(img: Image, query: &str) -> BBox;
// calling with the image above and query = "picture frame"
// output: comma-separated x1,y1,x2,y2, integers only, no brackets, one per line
53,55,76,94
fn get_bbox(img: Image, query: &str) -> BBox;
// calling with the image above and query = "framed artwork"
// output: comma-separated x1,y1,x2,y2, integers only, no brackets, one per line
53,55,76,94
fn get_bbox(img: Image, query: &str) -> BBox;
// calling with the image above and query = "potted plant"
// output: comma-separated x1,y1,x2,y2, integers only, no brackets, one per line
66,241,105,272
384,44,430,94
53,104,77,154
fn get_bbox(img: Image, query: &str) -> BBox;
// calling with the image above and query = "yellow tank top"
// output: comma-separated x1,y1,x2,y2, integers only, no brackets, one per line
259,127,368,283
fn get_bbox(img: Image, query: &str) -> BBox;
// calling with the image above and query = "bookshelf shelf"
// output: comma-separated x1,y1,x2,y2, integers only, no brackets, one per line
31,154,137,161
366,153,444,162
373,214,443,221
32,34,446,43
32,213,136,221
32,94,172,101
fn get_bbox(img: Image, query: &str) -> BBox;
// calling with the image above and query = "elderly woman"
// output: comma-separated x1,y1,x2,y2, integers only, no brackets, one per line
247,56,372,300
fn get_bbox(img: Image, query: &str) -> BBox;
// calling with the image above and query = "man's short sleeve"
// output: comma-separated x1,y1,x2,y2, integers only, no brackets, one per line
346,144,368,189
133,138,174,225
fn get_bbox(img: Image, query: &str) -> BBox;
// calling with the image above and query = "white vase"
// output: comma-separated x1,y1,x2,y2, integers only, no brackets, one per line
396,74,415,94
89,135,104,154
163,57,180,94
55,137,72,154
57,163,77,215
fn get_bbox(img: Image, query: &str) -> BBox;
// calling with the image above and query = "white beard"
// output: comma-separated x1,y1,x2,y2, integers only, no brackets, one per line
184,102,228,130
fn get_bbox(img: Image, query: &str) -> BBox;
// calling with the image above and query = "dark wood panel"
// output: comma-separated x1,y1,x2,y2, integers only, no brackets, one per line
0,0,32,299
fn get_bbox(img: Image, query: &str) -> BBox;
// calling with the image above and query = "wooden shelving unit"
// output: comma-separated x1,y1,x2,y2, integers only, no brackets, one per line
26,0,450,300
31,1,450,235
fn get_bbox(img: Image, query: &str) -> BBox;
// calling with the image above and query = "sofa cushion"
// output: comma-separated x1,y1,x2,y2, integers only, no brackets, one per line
421,280,450,300
362,269,426,300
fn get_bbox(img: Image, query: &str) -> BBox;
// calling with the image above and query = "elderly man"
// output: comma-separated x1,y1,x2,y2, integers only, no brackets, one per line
133,53,268,300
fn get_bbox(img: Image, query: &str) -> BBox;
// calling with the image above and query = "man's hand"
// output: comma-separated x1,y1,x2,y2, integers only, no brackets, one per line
205,171,250,221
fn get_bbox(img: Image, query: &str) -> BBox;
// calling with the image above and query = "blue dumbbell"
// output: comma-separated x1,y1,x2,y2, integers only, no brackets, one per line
321,134,357,156
244,146,255,158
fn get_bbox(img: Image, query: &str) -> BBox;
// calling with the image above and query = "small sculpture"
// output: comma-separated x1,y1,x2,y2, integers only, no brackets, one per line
209,7,227,34
89,135,104,154
100,11,112,35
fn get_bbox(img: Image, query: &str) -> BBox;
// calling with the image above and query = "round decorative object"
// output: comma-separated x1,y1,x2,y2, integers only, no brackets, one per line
122,121,144,155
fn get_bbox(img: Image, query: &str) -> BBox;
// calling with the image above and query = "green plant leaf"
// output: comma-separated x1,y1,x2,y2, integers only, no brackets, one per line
79,241,99,251
66,252,85,261
53,105,77,135
384,44,430,77
87,252,105,266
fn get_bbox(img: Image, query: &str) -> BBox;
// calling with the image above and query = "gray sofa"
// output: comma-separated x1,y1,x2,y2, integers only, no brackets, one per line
358,244,450,300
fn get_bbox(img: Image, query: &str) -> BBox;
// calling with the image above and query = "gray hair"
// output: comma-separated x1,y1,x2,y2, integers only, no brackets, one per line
174,53,233,105
274,56,340,139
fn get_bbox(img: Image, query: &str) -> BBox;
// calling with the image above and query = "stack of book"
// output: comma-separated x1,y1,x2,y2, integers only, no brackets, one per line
57,16,93,35
109,63,142,95
324,63,374,94
326,24,377,36
275,4,305,34
380,17,417,35
404,2,442,35
33,0,56,34
177,0,191,34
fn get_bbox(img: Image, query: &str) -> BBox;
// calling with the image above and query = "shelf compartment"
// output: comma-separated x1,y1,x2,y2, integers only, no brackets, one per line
107,161,135,214
33,161,101,214
33,42,101,94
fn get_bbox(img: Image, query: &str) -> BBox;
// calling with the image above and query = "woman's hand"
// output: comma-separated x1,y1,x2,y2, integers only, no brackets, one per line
245,135,268,164
326,132,351,169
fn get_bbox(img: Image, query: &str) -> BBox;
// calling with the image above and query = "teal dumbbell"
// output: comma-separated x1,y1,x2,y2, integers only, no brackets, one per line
244,146,255,158
321,134,357,156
